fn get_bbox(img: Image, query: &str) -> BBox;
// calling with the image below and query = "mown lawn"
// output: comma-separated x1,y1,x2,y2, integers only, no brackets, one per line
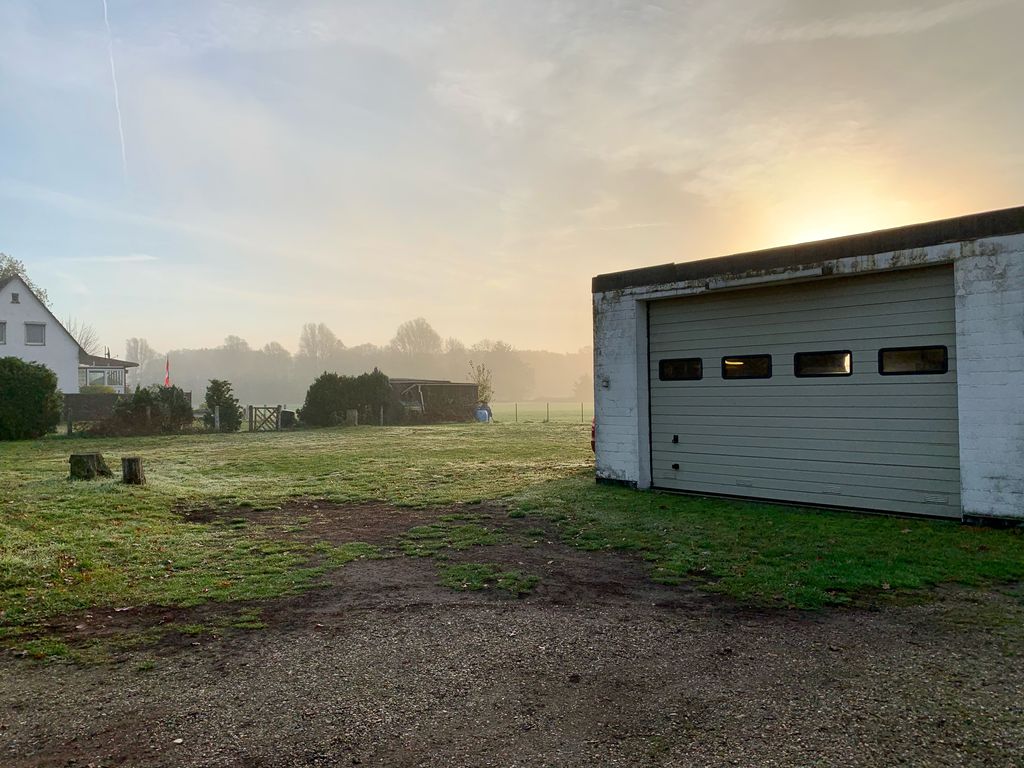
2,422,1023,643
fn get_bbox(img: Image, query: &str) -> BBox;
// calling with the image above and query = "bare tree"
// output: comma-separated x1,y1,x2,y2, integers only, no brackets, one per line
298,323,342,361
0,253,49,305
391,317,442,355
261,341,292,360
468,360,494,404
443,336,466,355
64,316,101,355
222,335,250,351
125,337,160,387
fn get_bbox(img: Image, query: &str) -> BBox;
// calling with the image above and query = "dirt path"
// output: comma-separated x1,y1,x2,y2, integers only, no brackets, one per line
2,502,1022,767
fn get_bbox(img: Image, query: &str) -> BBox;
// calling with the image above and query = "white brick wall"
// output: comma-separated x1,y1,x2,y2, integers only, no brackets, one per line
955,234,1024,519
593,290,646,486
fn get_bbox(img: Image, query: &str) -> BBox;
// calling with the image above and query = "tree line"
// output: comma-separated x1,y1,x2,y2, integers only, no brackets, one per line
126,318,593,407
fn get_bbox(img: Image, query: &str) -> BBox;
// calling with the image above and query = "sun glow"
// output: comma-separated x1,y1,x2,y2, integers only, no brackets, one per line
783,205,919,246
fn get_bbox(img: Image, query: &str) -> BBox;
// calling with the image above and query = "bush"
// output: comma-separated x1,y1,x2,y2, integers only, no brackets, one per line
203,379,243,432
91,385,193,436
299,368,390,427
79,384,116,394
0,357,62,440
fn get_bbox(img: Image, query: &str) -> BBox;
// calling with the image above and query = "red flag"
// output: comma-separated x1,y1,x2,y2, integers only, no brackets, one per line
164,356,170,387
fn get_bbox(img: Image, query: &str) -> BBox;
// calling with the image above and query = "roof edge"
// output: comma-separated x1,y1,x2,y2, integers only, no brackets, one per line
592,204,1024,294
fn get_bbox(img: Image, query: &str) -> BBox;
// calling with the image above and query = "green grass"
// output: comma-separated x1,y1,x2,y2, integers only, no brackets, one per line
313,541,385,567
516,478,1024,608
438,563,539,596
490,401,593,424
0,424,591,637
398,523,503,557
3,419,1024,641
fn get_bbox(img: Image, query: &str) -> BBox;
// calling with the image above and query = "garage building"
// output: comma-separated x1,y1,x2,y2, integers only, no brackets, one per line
592,206,1024,521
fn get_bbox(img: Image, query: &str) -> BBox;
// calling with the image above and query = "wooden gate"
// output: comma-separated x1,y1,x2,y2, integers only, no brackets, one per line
248,405,281,432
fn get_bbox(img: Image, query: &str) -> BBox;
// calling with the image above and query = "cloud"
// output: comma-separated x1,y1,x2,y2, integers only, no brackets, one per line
0,179,286,259
747,0,1010,43
62,254,159,264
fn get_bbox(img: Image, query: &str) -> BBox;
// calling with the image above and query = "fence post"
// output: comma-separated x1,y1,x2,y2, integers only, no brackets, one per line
581,401,584,423
515,403,518,423
66,406,73,437
214,405,221,431
380,405,384,426
546,402,550,422
248,405,254,432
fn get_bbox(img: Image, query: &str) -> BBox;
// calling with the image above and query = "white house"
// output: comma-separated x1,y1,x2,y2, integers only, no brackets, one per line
0,274,137,394
591,206,1024,523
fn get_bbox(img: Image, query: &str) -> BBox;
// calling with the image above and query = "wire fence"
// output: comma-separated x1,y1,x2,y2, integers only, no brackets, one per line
489,401,594,424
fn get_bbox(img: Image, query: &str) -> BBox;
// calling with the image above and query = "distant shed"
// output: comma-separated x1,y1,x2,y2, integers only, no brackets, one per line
389,378,479,423
591,206,1024,522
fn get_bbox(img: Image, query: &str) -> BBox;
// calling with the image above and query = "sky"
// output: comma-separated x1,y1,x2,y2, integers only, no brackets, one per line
1,0,1022,356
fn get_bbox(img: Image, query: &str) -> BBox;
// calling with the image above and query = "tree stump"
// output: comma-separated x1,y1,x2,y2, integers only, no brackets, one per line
69,453,113,480
122,457,146,485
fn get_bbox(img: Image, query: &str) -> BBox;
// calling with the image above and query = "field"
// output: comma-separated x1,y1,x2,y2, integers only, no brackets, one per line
2,424,1024,766
490,400,593,423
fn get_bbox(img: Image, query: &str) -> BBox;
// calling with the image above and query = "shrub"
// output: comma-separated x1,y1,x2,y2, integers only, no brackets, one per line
0,357,63,440
299,368,390,427
79,384,116,394
203,379,243,432
91,385,193,436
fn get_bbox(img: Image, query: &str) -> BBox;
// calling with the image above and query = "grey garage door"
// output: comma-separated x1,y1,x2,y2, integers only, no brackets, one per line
648,266,960,517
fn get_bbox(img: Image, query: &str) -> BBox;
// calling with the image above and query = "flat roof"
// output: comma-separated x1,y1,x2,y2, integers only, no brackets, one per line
79,352,139,368
592,204,1024,294
390,379,476,386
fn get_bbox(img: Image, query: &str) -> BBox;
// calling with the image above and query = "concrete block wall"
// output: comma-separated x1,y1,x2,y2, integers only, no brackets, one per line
593,290,645,486
955,234,1024,519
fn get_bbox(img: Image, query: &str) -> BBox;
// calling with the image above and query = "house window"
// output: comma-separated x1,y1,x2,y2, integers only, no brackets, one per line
659,358,702,381
88,370,107,386
722,354,772,379
79,369,87,387
106,369,124,386
25,322,45,345
11,292,19,304
0,321,5,344
879,346,948,375
794,350,852,377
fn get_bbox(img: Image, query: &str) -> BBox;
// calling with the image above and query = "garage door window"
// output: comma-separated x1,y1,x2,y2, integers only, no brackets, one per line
659,358,702,381
794,350,852,377
722,355,772,379
879,346,948,375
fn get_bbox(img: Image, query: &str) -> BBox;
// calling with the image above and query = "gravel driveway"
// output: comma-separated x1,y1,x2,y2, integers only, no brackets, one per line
2,503,1022,767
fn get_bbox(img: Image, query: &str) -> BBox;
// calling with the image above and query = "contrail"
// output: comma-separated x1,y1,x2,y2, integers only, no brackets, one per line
102,0,128,185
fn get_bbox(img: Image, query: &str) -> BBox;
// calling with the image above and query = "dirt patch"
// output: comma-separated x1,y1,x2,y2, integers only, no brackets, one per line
28,501,700,659
179,499,442,544
4,502,1023,767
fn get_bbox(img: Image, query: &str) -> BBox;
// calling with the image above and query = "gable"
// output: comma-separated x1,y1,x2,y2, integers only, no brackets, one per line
0,274,83,351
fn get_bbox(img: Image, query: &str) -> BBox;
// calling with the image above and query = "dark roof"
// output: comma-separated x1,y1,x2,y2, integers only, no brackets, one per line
593,205,1024,293
390,378,476,387
79,351,139,369
2,274,143,366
